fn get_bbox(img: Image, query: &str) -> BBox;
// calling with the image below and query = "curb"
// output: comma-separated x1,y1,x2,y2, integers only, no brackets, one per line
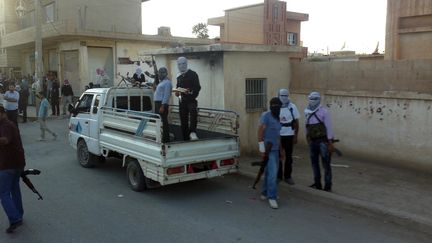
238,169,432,236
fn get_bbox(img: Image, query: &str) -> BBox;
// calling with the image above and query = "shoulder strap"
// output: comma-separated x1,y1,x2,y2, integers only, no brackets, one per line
306,109,323,124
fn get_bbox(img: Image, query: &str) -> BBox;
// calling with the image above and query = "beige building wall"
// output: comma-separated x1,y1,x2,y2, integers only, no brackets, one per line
385,0,432,60
57,0,142,34
224,52,291,154
225,5,265,44
290,59,432,171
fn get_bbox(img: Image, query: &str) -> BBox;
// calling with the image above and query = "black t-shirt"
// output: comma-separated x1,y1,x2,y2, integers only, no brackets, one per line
176,69,201,101
0,118,25,170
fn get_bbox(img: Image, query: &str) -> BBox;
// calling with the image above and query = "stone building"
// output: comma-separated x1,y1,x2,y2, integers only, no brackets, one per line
208,0,308,60
0,0,211,94
385,0,432,60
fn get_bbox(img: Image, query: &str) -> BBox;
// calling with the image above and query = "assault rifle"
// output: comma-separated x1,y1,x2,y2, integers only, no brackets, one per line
251,142,273,189
144,55,159,90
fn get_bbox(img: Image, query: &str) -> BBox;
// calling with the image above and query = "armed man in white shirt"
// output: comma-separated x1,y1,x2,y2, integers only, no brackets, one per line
277,89,300,185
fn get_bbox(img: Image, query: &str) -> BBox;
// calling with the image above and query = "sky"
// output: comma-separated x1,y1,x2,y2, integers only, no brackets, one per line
142,0,387,54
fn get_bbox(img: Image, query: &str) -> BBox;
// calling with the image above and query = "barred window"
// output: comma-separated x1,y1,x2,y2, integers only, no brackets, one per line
245,78,267,112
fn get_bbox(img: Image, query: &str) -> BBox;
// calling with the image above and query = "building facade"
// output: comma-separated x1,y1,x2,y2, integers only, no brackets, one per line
0,0,212,95
207,0,308,59
385,0,432,60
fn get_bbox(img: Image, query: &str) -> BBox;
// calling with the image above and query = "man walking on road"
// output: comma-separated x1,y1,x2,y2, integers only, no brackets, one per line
304,92,334,192
258,97,282,209
175,57,201,141
38,92,57,141
0,104,26,233
277,89,300,185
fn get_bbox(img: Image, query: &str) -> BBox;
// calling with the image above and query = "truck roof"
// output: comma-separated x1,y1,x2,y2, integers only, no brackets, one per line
83,87,153,96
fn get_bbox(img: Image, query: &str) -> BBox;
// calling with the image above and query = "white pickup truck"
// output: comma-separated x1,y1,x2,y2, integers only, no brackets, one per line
68,87,239,191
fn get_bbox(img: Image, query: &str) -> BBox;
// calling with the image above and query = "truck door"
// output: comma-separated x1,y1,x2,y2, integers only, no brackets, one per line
89,95,101,140
74,93,94,140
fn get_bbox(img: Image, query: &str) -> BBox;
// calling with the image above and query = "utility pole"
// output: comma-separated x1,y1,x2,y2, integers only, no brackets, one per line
35,0,43,81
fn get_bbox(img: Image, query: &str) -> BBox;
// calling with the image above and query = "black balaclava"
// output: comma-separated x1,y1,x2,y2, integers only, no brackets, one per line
269,97,282,119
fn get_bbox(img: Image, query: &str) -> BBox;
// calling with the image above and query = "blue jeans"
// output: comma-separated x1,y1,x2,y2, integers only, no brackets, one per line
262,150,279,200
309,141,332,188
0,169,24,224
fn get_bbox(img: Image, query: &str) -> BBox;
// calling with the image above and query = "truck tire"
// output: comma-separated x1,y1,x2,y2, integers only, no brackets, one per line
127,160,147,191
77,139,97,168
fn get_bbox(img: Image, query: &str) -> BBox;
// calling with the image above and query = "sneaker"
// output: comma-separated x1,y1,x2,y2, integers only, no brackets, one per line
268,199,279,209
6,220,23,233
189,132,198,140
260,194,267,201
284,178,295,185
38,138,46,141
324,185,332,192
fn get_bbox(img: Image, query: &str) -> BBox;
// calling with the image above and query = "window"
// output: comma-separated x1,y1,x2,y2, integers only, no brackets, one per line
273,4,279,22
77,94,94,113
287,33,298,46
245,78,267,112
113,96,152,112
23,11,35,28
44,3,55,23
92,95,101,114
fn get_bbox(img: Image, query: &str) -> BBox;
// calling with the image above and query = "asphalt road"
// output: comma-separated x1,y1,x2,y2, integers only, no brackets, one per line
0,119,430,243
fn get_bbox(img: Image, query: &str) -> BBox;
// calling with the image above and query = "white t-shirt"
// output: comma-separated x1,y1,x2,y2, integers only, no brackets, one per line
279,103,300,136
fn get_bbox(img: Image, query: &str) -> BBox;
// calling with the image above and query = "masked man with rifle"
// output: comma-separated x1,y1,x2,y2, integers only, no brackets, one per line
257,97,282,209
304,92,335,192
0,103,25,233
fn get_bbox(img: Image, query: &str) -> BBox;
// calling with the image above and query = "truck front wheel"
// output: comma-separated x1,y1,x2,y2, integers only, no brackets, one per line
127,160,147,191
77,139,97,168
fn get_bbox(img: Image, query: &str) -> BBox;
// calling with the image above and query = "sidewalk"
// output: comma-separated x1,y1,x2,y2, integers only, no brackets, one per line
239,146,432,236
19,105,68,122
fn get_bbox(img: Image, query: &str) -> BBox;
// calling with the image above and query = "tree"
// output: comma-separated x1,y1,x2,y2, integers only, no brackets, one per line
192,23,209,39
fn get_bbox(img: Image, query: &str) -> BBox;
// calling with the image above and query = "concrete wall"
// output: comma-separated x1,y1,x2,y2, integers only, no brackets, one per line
58,0,142,34
225,5,264,44
290,59,432,171
224,51,291,154
160,53,225,109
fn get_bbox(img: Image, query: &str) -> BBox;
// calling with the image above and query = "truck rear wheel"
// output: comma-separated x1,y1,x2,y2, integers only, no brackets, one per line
127,160,147,191
77,139,97,168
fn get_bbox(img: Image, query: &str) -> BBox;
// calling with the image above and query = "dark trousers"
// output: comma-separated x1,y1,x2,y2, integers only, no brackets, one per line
154,101,170,143
278,135,294,180
179,99,198,141
19,103,28,123
51,98,60,116
6,110,18,128
309,141,332,188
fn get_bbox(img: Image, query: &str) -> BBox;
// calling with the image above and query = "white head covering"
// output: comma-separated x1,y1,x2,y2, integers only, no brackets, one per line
278,89,290,107
305,91,321,115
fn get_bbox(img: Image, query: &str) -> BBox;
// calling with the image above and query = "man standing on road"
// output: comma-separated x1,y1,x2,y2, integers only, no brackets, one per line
3,84,20,128
0,104,26,233
175,57,201,141
258,97,282,209
61,80,74,115
277,89,300,185
38,92,57,141
154,67,172,143
304,92,334,192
